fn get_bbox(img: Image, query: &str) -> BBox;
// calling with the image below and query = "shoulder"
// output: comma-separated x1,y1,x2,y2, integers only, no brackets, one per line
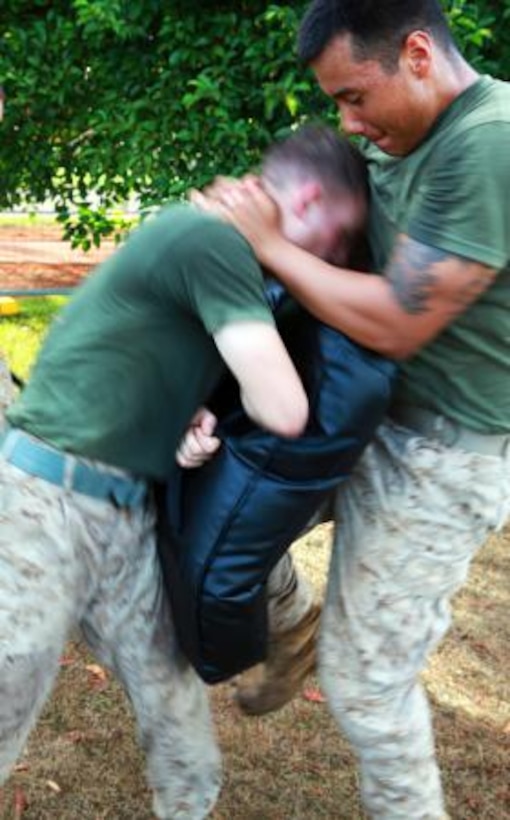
152,202,243,240
432,77,510,164
134,202,248,248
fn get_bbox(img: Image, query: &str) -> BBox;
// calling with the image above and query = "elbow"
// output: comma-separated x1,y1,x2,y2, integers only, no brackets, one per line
241,387,309,438
270,394,309,438
266,392,309,438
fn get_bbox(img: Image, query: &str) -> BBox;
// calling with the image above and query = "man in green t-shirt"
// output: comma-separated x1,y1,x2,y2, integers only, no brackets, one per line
0,125,368,819
198,2,509,818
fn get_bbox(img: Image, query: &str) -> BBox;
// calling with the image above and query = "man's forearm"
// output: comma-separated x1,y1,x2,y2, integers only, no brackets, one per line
260,234,496,361
259,236,410,358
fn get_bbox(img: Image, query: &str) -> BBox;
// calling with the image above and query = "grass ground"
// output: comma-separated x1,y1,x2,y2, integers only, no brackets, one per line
0,300,508,819
0,297,65,380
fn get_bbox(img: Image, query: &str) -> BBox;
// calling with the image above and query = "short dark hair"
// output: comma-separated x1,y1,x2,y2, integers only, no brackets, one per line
298,0,455,70
262,124,368,201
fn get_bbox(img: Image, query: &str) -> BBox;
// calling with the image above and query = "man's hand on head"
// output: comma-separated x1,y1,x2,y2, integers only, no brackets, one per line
189,175,238,217
189,175,282,265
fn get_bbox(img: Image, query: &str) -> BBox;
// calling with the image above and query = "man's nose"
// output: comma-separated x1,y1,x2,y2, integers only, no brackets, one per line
339,106,365,137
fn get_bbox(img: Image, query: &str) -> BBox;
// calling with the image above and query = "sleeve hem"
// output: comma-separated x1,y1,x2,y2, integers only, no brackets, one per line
409,227,507,270
208,309,275,335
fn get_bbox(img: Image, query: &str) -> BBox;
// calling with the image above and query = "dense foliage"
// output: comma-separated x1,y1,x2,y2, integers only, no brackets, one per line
1,1,508,247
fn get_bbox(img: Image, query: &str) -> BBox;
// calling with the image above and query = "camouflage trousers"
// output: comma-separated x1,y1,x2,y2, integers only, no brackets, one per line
0,432,312,818
317,419,510,819
0,449,223,819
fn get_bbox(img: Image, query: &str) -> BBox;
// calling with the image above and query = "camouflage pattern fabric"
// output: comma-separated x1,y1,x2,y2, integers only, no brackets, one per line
317,419,510,819
0,453,221,819
266,551,316,634
0,423,314,817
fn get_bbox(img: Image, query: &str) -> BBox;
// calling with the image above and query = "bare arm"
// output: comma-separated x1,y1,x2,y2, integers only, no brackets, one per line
195,183,496,360
213,320,309,437
256,233,495,359
176,320,310,468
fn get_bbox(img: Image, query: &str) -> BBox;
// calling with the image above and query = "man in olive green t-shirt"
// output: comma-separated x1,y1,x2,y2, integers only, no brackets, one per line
198,3,509,818
0,125,367,819
6,204,307,477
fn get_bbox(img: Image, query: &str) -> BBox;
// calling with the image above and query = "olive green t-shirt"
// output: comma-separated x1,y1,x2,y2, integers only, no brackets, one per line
7,205,274,477
363,76,510,433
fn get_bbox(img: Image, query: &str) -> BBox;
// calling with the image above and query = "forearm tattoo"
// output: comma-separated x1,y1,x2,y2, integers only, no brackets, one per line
387,238,449,314
387,237,496,317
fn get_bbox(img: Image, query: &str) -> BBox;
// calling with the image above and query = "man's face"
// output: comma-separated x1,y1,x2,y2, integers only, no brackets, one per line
312,34,432,156
282,187,367,265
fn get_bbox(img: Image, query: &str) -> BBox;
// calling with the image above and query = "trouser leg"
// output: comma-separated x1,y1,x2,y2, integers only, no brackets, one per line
319,421,509,819
235,550,321,715
0,650,65,782
80,500,221,820
0,462,86,781
266,551,316,635
264,494,334,637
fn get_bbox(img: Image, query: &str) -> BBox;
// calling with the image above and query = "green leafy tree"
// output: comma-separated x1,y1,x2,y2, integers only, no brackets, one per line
1,1,316,246
1,1,508,248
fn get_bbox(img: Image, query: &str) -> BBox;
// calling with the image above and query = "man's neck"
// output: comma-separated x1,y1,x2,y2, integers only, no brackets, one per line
435,52,480,113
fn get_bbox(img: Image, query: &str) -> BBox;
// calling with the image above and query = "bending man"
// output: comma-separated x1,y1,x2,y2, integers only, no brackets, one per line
0,125,367,819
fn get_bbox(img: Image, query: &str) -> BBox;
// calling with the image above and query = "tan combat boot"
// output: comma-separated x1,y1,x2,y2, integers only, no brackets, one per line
235,601,322,716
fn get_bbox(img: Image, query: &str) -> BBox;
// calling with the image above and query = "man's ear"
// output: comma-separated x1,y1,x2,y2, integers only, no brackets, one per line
401,31,433,79
293,180,323,218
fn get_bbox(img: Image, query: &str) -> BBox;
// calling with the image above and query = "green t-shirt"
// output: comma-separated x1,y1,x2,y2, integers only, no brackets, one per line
363,76,510,433
7,205,274,478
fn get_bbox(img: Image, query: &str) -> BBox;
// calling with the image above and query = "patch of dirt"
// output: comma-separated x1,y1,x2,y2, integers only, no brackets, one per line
0,263,94,291
0,224,113,291
0,223,64,241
